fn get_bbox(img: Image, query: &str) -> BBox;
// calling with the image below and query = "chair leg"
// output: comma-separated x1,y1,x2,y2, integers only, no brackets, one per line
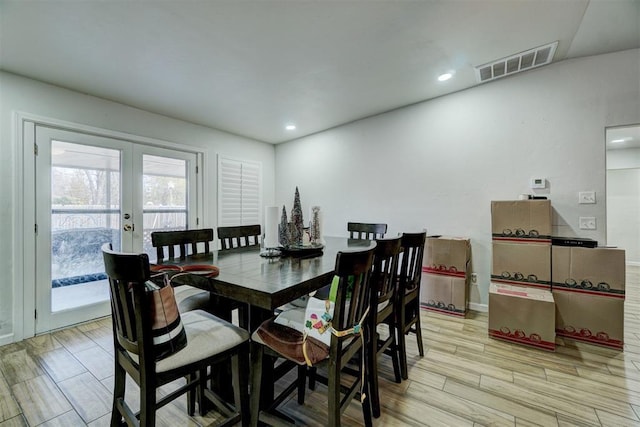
414,303,424,357
186,373,196,416
361,359,373,427
249,343,264,427
390,334,402,384
233,347,251,427
110,361,126,427
139,376,156,427
397,304,409,380
327,358,341,427
297,365,307,404
308,366,317,390
368,326,381,418
198,368,209,416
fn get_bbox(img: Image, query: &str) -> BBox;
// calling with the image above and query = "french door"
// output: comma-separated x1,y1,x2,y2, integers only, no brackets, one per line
34,126,199,333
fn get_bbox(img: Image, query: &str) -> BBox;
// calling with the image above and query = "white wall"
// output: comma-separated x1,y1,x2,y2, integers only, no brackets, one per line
0,71,275,341
275,49,640,307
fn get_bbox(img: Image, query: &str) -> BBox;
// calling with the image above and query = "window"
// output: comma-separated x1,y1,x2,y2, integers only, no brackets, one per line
218,156,261,226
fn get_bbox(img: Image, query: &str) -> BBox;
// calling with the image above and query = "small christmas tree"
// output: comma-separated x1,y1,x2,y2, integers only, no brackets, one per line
290,187,304,246
310,206,321,244
279,205,289,247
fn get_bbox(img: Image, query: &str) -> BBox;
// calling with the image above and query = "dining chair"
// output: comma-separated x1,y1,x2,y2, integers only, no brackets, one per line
216,225,262,327
396,231,427,380
249,247,376,427
217,224,261,250
101,243,250,427
347,222,387,240
368,236,402,418
151,229,215,313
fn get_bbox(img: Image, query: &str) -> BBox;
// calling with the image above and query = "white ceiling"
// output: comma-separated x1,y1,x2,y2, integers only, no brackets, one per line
1,0,639,144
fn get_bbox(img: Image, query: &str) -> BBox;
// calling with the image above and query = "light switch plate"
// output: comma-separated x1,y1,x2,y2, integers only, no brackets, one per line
579,217,596,230
579,191,596,204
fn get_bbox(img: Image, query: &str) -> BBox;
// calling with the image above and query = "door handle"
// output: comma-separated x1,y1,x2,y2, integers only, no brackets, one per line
123,224,133,232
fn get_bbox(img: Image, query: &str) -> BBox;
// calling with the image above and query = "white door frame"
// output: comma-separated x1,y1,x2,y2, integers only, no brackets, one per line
15,112,205,339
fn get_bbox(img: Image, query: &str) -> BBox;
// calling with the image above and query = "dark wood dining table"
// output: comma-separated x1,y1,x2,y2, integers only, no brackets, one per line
168,236,375,328
166,236,376,407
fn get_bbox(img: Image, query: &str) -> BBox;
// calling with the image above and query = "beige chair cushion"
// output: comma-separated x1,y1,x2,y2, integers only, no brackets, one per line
174,285,210,312
128,310,249,373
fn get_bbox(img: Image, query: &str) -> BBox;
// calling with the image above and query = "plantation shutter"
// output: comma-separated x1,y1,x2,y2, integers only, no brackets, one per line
218,156,261,227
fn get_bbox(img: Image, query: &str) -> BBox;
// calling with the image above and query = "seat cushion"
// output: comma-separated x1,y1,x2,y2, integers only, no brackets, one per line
175,285,211,313
174,285,210,312
128,310,249,373
253,319,329,366
274,305,306,331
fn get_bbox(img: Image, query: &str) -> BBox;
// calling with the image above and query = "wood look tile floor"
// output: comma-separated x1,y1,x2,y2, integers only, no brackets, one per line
1,265,639,426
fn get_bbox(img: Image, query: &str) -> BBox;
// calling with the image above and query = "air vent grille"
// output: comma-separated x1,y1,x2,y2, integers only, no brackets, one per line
475,41,558,83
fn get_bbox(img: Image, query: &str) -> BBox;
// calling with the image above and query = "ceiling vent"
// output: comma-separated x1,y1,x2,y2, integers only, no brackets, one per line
475,41,558,83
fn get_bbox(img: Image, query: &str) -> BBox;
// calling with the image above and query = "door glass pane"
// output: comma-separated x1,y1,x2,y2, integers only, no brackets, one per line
142,155,188,259
51,141,120,312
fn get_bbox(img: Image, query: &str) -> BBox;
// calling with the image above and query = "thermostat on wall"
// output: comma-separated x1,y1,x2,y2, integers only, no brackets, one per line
530,177,546,189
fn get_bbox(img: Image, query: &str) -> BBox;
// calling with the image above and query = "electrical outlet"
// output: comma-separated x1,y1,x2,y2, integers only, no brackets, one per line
471,273,477,284
579,191,596,204
579,217,596,230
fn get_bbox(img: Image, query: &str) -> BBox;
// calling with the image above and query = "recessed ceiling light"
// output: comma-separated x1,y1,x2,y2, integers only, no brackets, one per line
438,72,453,82
285,124,296,131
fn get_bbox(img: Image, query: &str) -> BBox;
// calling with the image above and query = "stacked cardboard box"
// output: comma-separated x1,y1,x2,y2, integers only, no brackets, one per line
489,200,555,350
421,236,470,317
491,200,552,289
488,283,556,351
489,200,626,351
552,246,625,349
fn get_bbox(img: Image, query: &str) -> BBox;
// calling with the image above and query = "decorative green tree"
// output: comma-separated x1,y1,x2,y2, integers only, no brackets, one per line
279,205,289,247
310,206,321,244
291,187,304,246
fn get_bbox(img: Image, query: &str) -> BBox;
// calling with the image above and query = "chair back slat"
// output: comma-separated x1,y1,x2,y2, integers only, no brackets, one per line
151,229,214,262
347,222,387,240
372,237,402,307
332,247,375,338
217,225,261,250
102,243,153,356
399,232,426,293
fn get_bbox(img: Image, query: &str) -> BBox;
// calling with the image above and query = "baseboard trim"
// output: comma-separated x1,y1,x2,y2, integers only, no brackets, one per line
468,302,488,312
0,333,15,346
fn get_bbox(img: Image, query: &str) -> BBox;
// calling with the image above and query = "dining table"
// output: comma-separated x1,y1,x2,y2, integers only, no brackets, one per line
164,235,376,408
167,236,374,326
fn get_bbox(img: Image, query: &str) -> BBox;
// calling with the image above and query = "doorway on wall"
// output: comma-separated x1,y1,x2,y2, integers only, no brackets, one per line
606,124,640,304
606,124,640,262
32,125,200,334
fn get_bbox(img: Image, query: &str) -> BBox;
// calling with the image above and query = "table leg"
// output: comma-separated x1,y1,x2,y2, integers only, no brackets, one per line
249,305,276,410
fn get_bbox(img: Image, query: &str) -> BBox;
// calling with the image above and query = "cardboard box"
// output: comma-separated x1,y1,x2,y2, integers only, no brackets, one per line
552,246,625,297
491,200,552,242
488,283,555,351
492,241,551,289
553,288,624,350
420,272,467,317
423,236,470,277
